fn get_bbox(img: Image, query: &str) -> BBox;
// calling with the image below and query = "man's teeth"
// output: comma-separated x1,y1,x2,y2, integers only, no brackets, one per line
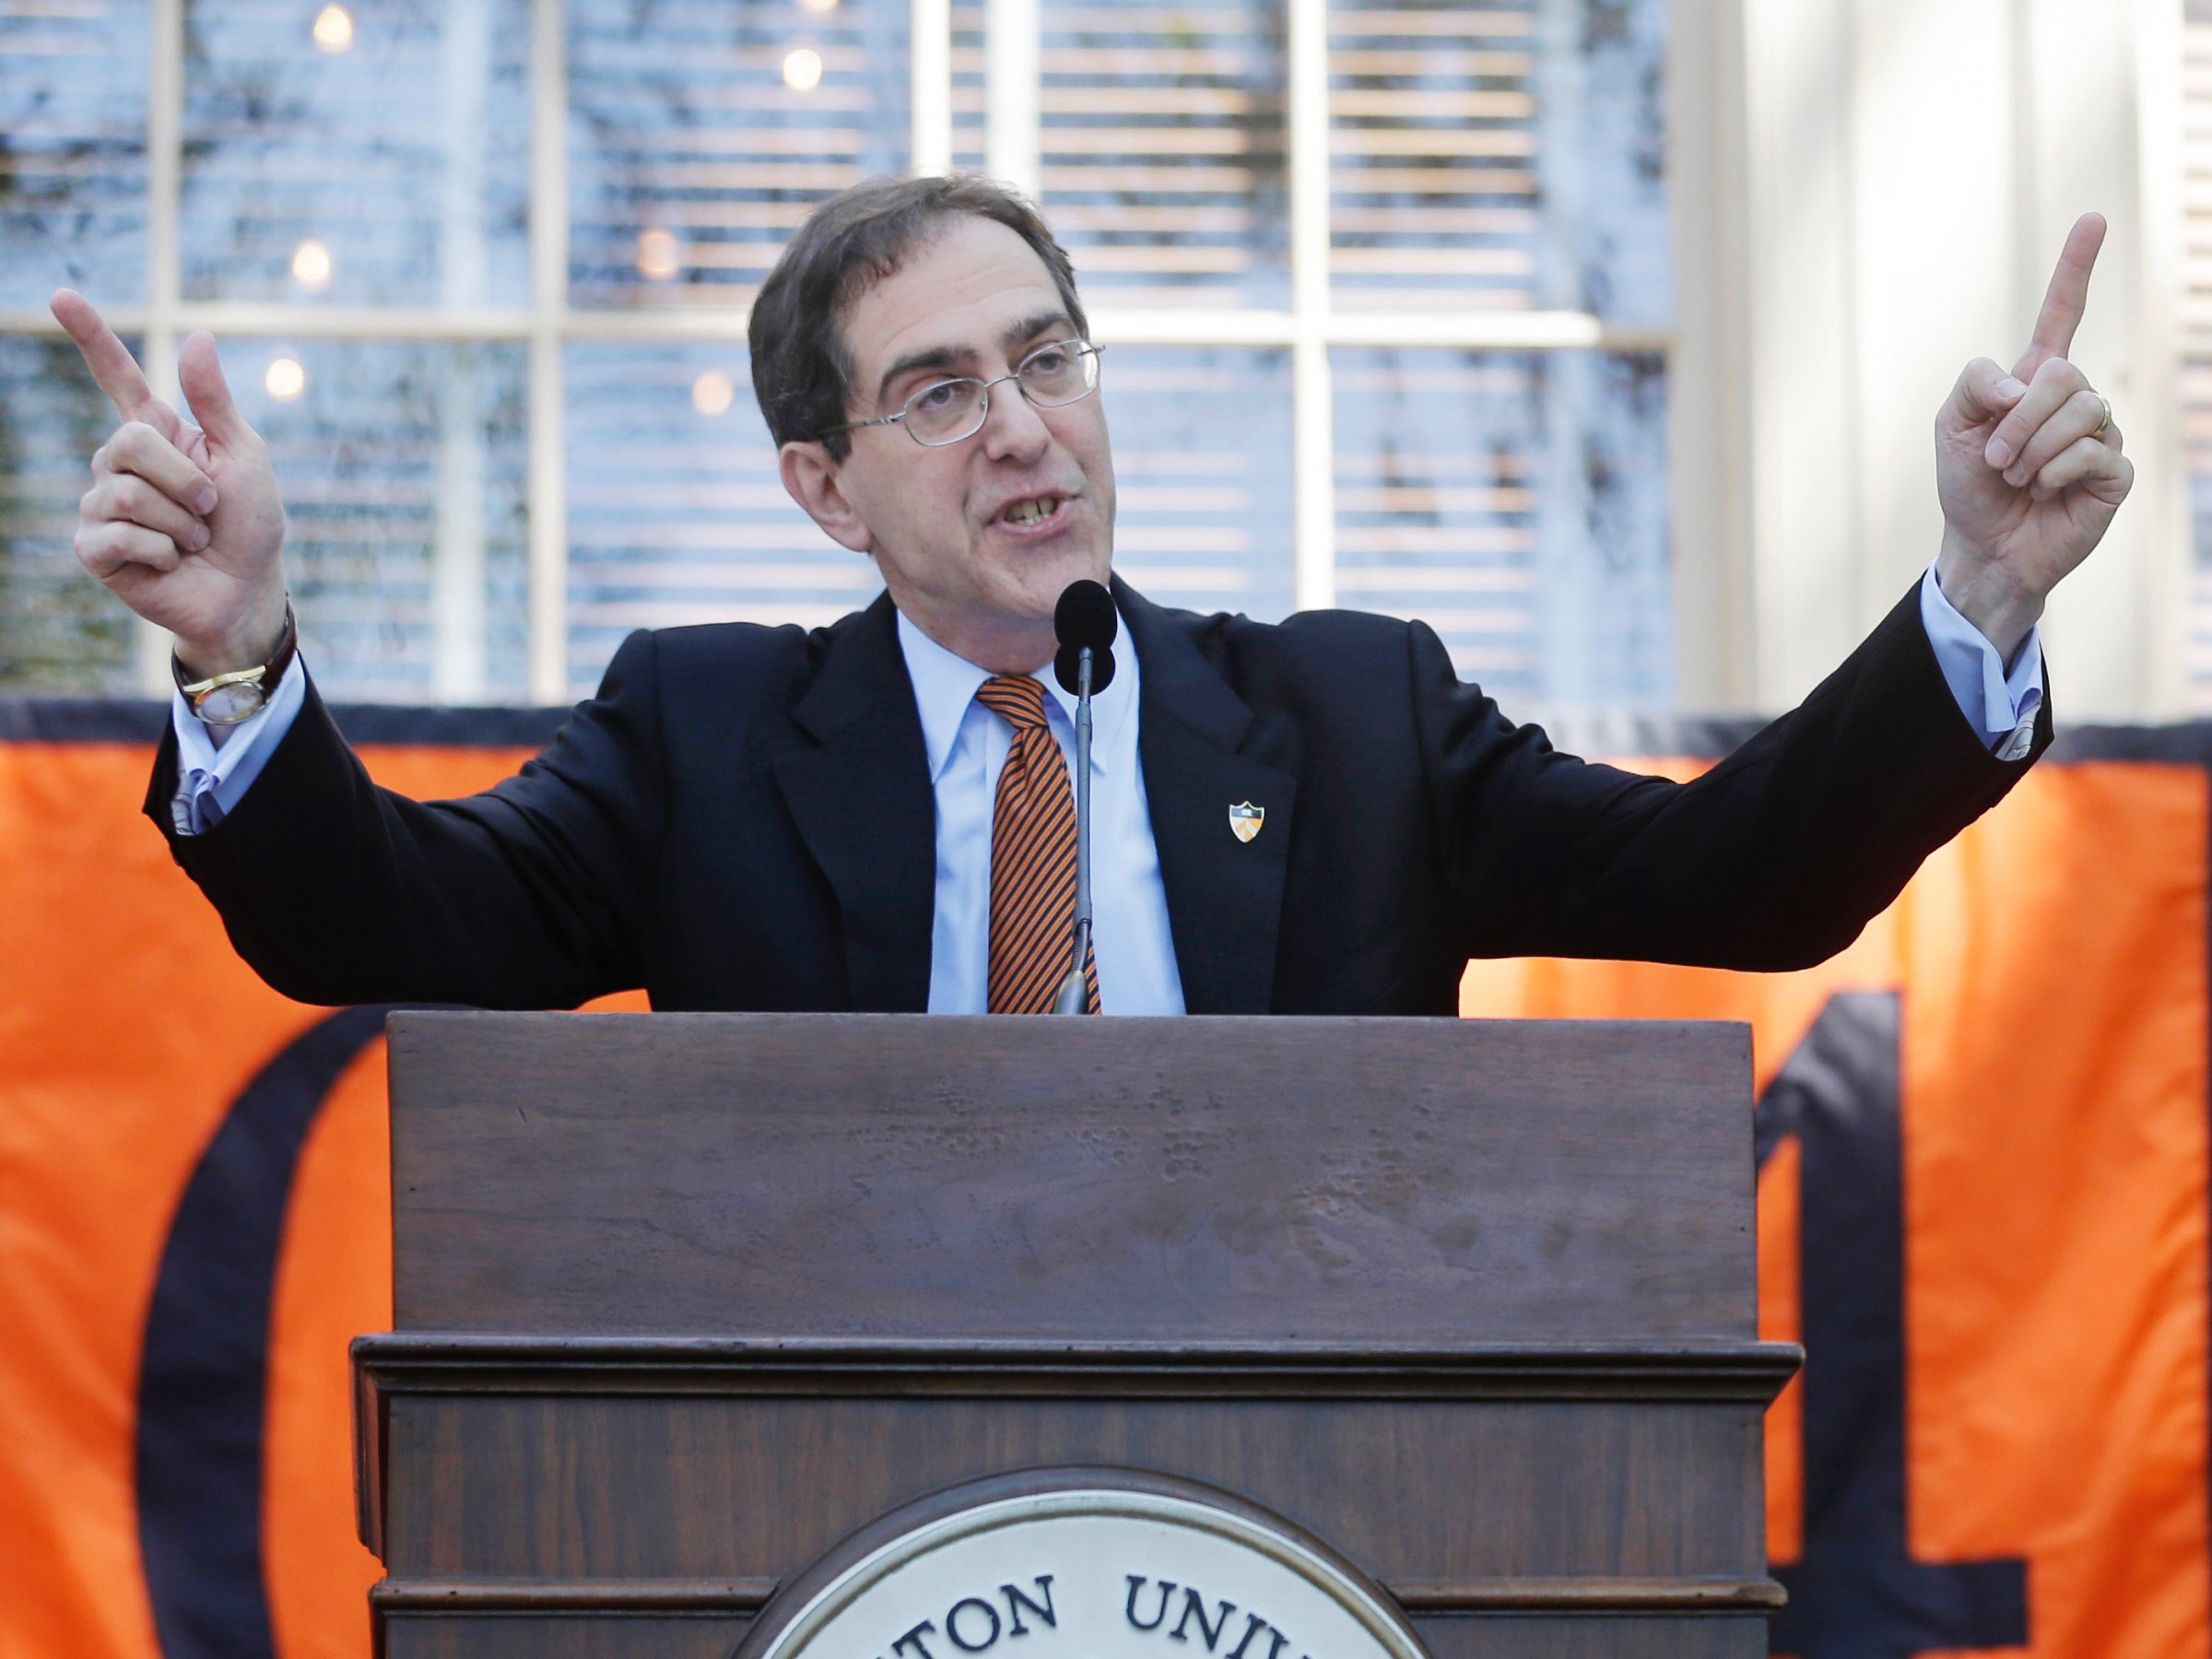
1005,496,1059,526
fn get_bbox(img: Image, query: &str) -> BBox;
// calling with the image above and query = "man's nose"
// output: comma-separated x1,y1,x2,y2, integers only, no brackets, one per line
978,377,1053,462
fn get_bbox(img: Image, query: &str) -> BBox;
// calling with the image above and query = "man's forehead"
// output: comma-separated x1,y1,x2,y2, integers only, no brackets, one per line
841,218,1066,372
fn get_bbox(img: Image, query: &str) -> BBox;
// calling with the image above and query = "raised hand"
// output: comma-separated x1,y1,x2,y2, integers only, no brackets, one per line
51,289,289,677
1933,214,2134,657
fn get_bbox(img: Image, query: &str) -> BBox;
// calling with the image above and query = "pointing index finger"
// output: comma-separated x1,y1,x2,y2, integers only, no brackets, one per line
49,288,157,420
2014,213,2106,380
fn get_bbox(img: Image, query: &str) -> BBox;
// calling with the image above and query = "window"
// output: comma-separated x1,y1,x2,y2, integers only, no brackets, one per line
0,0,1674,705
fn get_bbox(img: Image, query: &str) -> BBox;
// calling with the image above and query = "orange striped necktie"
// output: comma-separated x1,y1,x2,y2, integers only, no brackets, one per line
976,676,1101,1015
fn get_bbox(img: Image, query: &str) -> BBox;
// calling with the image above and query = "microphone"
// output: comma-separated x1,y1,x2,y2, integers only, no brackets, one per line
1051,581,1116,1014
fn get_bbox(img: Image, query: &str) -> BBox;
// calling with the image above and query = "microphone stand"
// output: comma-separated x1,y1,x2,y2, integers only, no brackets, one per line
1053,646,1095,1015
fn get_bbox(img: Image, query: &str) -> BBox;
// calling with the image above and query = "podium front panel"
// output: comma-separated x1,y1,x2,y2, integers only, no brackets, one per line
386,1013,1756,1344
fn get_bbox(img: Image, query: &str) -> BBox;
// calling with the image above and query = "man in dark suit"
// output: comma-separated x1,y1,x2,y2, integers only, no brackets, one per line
48,178,2131,1014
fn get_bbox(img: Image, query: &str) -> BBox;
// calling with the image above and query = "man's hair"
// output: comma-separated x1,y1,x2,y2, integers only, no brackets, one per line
748,173,1088,459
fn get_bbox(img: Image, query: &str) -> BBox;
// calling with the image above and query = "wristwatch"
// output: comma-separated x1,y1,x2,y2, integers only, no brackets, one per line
173,601,298,726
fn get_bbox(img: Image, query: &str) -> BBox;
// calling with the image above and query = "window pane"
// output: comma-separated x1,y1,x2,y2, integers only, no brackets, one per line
1333,347,1670,702
565,343,878,696
0,337,137,692
1328,0,1669,321
1104,347,1295,618
0,1,148,307
181,0,532,307
1040,0,1288,309
568,0,912,308
233,339,529,700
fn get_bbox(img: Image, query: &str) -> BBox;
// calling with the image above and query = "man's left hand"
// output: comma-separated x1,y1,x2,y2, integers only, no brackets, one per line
1934,212,2135,659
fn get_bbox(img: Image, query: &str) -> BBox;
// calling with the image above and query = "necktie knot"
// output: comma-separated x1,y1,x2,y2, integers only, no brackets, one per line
976,675,1051,732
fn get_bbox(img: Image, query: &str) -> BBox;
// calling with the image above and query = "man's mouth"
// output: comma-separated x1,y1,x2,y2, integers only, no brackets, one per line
998,494,1065,529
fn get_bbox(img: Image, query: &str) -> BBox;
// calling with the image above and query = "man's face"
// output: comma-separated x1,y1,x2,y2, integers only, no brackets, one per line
780,216,1116,672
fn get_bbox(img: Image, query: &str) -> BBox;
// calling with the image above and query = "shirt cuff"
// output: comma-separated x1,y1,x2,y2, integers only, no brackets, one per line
169,653,309,835
1919,564,2044,762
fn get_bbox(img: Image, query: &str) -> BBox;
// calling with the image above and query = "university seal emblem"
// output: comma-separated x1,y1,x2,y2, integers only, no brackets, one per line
1228,802,1265,843
733,1469,1430,1659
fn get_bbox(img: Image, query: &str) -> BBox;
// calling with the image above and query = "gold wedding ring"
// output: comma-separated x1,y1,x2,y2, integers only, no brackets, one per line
2090,393,2112,439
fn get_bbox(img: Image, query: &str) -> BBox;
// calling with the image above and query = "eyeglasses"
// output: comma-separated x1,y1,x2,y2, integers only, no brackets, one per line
825,339,1103,447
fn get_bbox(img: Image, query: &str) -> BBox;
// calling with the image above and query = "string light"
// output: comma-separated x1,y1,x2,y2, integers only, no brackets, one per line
290,238,333,290
312,4,354,52
782,46,824,92
265,355,307,402
635,228,682,282
692,371,735,418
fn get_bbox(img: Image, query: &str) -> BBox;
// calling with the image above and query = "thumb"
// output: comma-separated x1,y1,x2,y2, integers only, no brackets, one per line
177,330,256,447
1939,357,2028,433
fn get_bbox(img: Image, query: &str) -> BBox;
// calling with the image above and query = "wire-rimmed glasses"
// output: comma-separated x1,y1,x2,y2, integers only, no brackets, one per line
825,339,1103,447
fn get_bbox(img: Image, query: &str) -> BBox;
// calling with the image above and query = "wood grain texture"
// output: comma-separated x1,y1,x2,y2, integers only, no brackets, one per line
374,1393,1768,1582
387,1013,1755,1342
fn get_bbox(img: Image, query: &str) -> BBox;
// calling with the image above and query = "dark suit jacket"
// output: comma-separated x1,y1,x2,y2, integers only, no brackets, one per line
147,578,2051,1016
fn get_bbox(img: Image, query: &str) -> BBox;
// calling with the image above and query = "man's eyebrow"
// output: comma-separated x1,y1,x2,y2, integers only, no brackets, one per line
875,345,969,409
1004,310,1076,352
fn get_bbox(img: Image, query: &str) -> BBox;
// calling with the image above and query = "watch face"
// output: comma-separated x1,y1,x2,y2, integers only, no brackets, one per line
196,683,265,725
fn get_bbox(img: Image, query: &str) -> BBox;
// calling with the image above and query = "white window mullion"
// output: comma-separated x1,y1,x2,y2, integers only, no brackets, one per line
137,0,186,696
985,0,1040,198
528,0,570,704
1661,0,1751,708
912,0,954,174
1288,0,1335,612
432,0,494,705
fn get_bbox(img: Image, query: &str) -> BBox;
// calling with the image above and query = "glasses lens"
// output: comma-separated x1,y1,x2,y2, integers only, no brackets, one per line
905,378,986,444
1019,343,1098,406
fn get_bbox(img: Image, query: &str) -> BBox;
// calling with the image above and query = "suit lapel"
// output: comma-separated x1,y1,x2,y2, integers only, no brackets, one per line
771,594,935,1012
1119,581,1298,1015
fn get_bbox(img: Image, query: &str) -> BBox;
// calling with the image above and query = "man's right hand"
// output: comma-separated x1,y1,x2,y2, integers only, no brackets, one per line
51,289,290,678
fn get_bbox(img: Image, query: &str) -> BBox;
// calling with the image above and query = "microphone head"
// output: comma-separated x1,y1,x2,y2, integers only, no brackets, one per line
1053,579,1118,653
1053,579,1119,696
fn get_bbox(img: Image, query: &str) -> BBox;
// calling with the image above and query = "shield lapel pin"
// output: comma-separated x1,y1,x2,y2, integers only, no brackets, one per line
1229,801,1265,843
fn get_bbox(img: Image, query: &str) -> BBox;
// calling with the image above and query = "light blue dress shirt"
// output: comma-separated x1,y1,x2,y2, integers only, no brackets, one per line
169,567,2044,999
1917,564,2044,760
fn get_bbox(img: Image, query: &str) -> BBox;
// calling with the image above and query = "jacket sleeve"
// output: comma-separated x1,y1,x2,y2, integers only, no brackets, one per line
1417,581,2053,971
144,629,669,1008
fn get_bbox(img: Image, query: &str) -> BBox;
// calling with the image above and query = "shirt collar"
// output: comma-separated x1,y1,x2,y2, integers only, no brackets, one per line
894,604,1140,782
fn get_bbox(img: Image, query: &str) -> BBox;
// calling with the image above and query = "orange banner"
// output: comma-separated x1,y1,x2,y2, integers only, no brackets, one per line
1464,749,2209,1658
2,706,2205,1658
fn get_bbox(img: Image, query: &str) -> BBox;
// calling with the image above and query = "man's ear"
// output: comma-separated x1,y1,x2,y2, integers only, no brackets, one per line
780,441,875,555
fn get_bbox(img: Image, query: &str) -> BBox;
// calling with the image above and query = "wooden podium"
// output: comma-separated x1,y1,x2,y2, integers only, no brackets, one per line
352,1012,1795,1659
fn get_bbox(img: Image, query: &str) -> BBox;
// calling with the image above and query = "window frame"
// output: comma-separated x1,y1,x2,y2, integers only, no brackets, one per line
6,0,1693,704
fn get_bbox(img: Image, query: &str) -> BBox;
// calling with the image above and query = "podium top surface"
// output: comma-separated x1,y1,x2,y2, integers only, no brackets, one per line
386,1012,1755,1343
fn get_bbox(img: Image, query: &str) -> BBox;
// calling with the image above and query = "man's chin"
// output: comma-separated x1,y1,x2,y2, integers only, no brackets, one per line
999,539,1110,601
